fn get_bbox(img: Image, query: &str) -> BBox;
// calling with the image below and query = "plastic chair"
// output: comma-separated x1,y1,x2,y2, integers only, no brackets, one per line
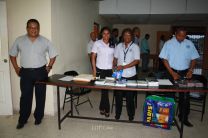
176,74,207,121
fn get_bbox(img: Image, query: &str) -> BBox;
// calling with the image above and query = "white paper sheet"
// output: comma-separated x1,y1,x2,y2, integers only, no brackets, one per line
59,76,74,81
157,79,173,85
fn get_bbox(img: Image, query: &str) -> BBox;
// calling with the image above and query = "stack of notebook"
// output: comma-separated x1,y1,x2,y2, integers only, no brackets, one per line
73,74,94,82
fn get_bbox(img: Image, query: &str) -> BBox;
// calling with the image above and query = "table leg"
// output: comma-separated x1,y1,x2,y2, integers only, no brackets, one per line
180,92,188,138
57,86,61,129
70,87,73,116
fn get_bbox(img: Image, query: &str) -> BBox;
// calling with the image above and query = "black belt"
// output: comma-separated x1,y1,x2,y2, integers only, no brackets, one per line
22,65,46,71
172,68,188,74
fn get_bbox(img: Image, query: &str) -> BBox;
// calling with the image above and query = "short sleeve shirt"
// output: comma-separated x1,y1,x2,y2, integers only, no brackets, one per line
114,42,140,77
87,40,94,54
159,37,199,70
91,39,114,70
140,38,149,54
9,35,58,68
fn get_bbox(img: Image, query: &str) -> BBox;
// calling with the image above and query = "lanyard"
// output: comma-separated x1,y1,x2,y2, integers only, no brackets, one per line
123,42,133,62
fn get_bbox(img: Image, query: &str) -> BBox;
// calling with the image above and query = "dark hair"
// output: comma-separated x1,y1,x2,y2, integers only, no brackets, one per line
112,28,118,33
145,34,150,38
176,27,186,34
98,26,111,39
26,19,40,28
132,27,140,32
122,28,133,38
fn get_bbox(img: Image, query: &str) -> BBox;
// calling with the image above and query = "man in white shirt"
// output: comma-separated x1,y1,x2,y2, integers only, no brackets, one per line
87,32,97,58
113,28,140,121
87,32,97,68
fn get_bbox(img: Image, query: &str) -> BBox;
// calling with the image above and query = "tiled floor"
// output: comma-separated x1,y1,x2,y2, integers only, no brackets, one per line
0,91,208,138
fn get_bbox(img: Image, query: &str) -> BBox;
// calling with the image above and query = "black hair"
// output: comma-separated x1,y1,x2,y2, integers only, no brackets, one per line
122,28,133,38
26,19,40,28
98,26,111,39
145,34,150,38
112,28,118,33
176,27,186,34
132,27,140,32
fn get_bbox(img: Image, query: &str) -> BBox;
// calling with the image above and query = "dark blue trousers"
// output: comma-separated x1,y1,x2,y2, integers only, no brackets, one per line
18,66,48,124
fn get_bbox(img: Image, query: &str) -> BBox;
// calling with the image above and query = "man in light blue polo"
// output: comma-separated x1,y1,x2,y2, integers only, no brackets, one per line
159,27,199,127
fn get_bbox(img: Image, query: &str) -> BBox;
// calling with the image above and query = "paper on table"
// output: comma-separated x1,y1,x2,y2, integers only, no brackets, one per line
157,79,173,85
59,76,74,81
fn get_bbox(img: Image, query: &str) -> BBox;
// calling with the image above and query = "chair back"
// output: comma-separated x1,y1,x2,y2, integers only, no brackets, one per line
64,70,78,76
192,74,207,88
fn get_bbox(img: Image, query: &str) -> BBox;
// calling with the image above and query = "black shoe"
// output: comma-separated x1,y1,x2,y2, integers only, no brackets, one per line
35,120,42,125
115,115,120,120
104,112,110,118
183,120,193,127
100,110,105,115
16,123,24,129
129,116,134,121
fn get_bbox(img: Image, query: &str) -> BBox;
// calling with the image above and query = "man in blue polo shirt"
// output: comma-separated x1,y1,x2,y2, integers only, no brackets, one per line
159,28,199,127
10,19,58,129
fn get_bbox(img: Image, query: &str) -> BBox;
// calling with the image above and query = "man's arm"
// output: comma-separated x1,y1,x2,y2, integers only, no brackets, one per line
10,56,20,76
162,59,180,80
113,57,118,69
117,60,139,70
91,52,97,77
186,59,196,79
46,57,56,73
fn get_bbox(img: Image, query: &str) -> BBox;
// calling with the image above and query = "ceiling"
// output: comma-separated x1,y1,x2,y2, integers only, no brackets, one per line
100,14,208,26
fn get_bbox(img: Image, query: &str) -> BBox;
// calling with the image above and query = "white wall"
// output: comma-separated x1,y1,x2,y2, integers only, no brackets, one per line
7,0,55,115
6,0,109,115
52,0,109,74
51,0,109,110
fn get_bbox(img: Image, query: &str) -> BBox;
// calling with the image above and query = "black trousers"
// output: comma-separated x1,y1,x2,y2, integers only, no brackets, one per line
18,66,48,124
141,53,149,71
115,75,137,118
171,69,190,121
96,68,112,113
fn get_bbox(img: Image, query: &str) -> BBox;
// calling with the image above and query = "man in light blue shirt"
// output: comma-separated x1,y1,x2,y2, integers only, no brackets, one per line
10,19,58,129
140,34,150,72
159,28,199,127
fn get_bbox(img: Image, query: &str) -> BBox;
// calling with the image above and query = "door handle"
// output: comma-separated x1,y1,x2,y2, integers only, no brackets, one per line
3,59,7,63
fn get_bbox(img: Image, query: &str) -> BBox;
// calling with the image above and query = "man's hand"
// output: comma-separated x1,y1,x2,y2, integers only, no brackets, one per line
14,66,21,76
171,71,181,80
92,71,96,78
46,66,52,73
186,70,193,79
116,65,123,71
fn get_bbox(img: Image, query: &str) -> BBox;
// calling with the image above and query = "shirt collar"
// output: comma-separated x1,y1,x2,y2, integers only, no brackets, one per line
123,41,133,49
173,36,185,44
101,39,109,46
